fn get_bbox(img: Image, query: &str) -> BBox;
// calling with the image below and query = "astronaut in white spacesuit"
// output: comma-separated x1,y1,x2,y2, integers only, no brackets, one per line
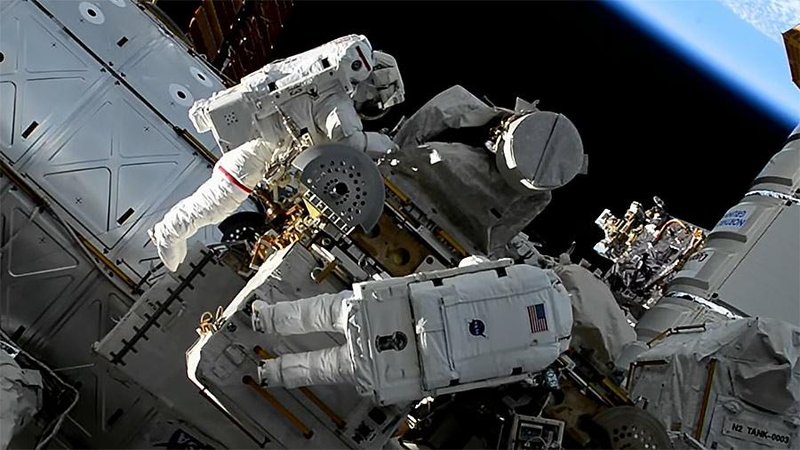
250,258,573,405
149,35,404,271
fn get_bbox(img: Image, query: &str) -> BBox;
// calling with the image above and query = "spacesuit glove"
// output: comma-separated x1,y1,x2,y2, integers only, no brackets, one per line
362,132,398,159
148,227,187,272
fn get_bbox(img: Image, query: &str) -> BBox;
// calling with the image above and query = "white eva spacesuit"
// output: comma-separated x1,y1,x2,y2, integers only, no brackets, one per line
149,35,404,271
250,259,573,405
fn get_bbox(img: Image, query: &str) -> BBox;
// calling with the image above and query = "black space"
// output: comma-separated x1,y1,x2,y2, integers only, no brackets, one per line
165,1,794,263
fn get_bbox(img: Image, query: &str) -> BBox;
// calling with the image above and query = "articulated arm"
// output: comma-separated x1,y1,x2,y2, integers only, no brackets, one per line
315,93,396,158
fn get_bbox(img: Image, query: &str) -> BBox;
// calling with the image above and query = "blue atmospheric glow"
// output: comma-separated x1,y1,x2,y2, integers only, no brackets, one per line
607,0,800,128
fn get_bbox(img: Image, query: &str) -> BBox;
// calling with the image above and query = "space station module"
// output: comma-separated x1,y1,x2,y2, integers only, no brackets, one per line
251,259,573,405
149,35,404,272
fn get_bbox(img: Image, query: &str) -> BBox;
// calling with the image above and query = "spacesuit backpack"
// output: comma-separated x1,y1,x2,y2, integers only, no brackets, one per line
349,259,574,405
188,34,378,152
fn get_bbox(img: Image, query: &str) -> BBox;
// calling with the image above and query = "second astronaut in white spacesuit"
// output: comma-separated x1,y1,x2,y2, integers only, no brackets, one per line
149,35,404,271
251,259,573,405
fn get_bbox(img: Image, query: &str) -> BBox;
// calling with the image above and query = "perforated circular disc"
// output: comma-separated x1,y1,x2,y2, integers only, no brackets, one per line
593,406,672,449
292,144,385,232
496,111,583,193
218,211,269,244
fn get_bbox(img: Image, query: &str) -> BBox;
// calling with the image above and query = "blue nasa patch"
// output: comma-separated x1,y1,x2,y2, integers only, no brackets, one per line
469,319,486,337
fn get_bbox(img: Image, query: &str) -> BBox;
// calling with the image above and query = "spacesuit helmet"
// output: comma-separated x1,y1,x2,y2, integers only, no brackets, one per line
353,51,405,120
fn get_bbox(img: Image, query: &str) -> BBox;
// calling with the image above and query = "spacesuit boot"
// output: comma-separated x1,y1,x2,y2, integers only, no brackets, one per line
148,228,188,273
257,359,281,387
150,140,271,271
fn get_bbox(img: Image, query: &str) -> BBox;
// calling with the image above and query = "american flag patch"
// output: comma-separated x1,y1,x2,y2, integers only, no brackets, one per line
528,303,548,333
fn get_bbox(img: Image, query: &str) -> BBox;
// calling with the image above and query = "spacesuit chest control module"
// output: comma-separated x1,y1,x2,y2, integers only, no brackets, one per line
251,259,573,405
